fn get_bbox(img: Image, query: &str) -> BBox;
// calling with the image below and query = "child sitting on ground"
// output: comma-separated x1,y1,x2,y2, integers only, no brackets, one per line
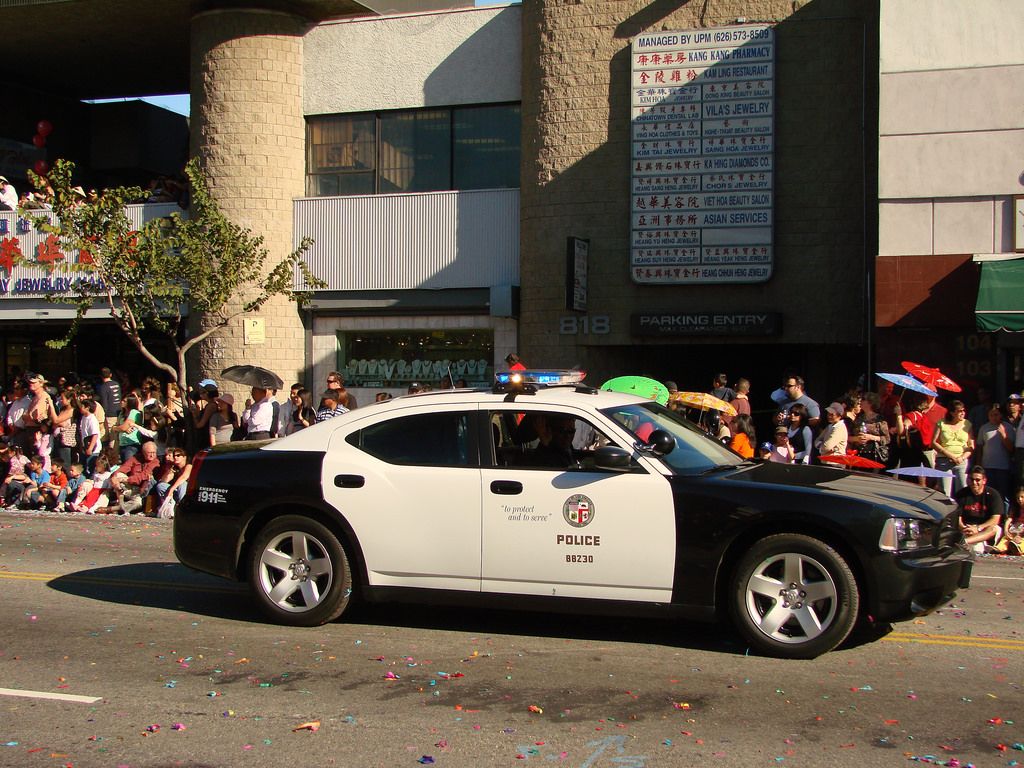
0,445,28,504
5,454,49,509
39,458,68,510
54,462,86,513
68,455,116,515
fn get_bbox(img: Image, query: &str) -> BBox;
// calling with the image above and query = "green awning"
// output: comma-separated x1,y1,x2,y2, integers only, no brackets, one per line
976,258,1024,332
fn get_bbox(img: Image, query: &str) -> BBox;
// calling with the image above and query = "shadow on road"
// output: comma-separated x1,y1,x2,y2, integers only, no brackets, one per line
47,562,258,622
46,562,889,656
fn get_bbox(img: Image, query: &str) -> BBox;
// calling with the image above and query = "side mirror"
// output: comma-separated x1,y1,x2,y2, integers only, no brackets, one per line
594,445,634,472
641,429,675,457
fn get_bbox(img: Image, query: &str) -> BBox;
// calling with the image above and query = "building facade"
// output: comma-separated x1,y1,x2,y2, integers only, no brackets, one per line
877,0,1024,398
3,0,1023,407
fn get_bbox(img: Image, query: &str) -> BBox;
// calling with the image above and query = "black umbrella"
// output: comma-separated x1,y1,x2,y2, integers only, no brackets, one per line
221,365,284,390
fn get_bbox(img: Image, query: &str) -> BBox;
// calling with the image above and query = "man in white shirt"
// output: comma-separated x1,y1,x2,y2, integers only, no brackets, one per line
0,176,17,211
242,387,274,440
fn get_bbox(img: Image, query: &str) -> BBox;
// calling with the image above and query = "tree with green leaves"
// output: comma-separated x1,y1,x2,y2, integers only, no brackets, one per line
20,158,324,387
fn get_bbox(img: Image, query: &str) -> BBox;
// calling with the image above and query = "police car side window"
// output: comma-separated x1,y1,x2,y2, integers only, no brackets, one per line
346,411,475,467
490,410,626,471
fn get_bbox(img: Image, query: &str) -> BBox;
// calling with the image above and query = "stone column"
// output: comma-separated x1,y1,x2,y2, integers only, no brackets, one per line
189,6,308,395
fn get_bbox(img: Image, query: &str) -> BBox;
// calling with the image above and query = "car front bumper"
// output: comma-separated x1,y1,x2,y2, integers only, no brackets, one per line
866,546,973,623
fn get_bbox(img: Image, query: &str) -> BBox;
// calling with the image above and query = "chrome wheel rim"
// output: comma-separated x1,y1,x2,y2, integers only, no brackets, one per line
743,552,838,644
257,531,334,613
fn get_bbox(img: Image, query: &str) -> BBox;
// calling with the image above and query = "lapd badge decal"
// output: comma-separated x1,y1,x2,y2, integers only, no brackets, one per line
563,494,595,527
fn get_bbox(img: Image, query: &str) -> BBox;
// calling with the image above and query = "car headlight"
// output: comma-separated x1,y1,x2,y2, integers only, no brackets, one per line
879,517,936,552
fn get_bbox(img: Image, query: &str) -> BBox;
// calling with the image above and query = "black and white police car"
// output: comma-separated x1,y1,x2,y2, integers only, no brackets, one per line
174,370,972,659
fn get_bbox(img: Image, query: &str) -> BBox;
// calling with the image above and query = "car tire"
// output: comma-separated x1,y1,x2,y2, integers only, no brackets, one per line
248,515,352,627
729,533,859,659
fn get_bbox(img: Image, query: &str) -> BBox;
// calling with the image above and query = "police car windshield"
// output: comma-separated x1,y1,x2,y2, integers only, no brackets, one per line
600,401,744,475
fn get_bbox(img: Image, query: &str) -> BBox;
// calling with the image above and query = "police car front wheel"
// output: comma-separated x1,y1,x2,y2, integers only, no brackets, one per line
729,533,859,659
248,515,353,627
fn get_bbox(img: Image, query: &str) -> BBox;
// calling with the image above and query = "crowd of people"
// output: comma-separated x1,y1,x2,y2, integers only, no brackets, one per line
1,362,1021,556
0,366,363,517
672,371,1024,557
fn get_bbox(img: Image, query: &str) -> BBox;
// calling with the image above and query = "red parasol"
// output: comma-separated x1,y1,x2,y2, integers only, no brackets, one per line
818,454,886,470
900,361,962,393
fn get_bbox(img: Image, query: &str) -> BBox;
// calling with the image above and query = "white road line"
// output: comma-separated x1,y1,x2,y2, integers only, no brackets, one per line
972,574,1024,581
0,687,102,704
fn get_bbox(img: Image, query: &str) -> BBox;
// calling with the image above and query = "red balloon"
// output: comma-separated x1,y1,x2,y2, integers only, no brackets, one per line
36,120,53,137
33,159,50,176
32,134,46,148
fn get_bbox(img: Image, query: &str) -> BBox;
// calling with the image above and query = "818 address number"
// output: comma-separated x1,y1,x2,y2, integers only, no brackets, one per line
559,315,611,335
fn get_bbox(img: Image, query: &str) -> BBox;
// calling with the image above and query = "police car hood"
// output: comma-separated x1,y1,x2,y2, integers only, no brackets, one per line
727,461,955,515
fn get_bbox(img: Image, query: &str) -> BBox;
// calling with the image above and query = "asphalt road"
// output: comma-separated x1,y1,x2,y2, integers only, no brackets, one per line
0,511,1021,768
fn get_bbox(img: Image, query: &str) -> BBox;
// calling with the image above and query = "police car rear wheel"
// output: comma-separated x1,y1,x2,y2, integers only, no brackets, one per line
248,516,352,627
729,533,859,659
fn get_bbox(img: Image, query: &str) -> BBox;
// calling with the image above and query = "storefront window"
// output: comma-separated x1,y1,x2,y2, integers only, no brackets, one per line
337,329,493,388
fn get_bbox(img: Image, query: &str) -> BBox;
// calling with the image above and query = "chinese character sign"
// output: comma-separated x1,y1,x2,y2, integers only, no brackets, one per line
630,25,775,284
0,210,100,297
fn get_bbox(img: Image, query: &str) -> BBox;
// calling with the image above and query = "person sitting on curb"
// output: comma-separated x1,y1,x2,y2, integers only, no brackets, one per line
954,466,1004,554
149,448,191,518
4,454,49,509
108,441,160,514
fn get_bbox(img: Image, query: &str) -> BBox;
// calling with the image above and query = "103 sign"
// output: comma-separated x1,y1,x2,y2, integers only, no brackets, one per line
560,315,611,335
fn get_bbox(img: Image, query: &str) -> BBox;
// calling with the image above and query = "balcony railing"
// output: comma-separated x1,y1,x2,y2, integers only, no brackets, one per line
293,188,519,292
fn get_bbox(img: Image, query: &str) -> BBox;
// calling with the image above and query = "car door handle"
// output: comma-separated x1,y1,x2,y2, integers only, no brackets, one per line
490,480,523,495
334,474,365,489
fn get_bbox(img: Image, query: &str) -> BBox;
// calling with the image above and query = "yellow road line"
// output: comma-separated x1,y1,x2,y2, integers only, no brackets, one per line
0,571,56,581
0,570,244,594
883,632,1024,650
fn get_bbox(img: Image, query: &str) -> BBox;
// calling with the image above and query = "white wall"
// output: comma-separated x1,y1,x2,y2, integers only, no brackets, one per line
878,1,1024,256
304,5,521,115
880,0,1024,72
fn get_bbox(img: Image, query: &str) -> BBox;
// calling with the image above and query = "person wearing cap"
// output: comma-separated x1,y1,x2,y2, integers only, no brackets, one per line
0,175,17,211
209,393,238,445
1006,393,1022,432
767,426,796,464
23,373,58,461
814,402,849,458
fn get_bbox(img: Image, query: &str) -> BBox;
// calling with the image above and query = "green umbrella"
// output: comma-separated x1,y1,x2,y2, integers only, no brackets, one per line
601,375,670,405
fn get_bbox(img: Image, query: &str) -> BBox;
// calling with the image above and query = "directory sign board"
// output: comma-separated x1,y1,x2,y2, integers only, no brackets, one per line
630,25,775,284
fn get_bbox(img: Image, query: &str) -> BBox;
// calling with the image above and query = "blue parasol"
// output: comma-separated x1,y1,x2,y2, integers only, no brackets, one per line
887,465,953,479
875,372,937,397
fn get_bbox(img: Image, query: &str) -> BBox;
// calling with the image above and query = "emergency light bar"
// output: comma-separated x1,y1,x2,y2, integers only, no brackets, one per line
494,369,587,387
